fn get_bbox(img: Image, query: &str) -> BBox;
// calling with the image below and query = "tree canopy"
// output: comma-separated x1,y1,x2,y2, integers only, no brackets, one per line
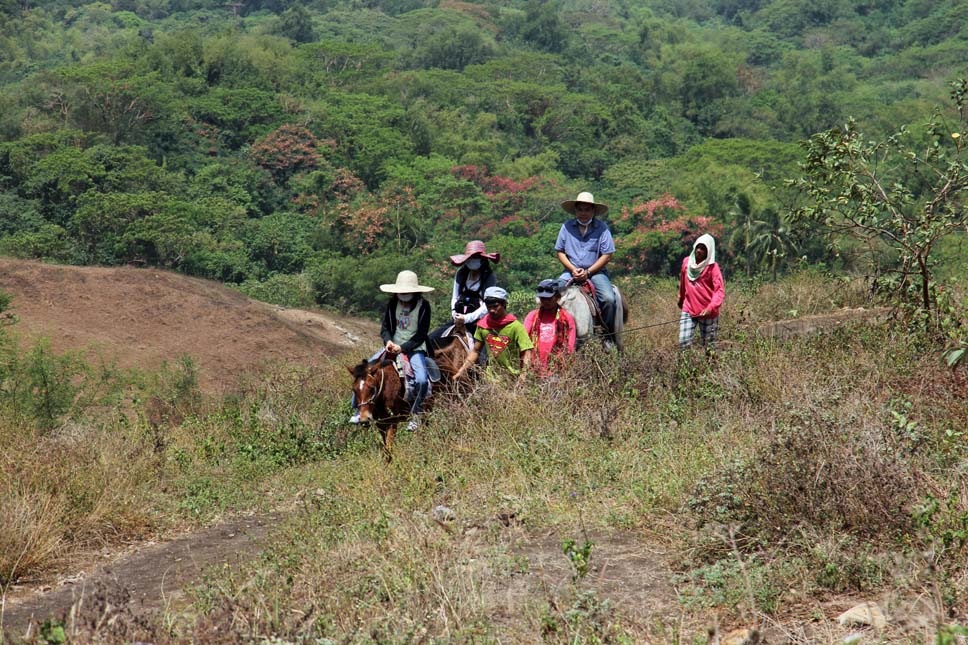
0,0,966,315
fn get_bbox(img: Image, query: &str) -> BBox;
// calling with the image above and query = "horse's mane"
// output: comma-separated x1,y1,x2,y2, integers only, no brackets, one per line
351,359,369,379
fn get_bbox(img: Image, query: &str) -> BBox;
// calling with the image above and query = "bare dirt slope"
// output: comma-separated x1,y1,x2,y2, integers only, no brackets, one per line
0,258,379,392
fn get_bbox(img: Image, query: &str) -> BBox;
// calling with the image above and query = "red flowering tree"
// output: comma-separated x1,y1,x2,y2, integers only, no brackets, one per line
612,194,723,276
250,124,334,183
331,184,424,255
449,165,549,238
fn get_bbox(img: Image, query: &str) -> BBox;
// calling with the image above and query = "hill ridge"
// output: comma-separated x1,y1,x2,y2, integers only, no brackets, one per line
0,258,378,392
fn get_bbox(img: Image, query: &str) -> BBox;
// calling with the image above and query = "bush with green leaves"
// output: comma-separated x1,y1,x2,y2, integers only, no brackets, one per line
794,78,968,322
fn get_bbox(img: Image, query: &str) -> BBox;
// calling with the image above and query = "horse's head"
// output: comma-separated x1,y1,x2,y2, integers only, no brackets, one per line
348,360,374,423
354,360,399,424
558,285,594,341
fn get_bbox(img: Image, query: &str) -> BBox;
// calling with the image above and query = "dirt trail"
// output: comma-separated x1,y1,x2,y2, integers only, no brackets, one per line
1,512,282,637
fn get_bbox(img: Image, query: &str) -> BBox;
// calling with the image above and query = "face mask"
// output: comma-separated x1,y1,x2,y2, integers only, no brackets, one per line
465,258,482,271
397,293,415,302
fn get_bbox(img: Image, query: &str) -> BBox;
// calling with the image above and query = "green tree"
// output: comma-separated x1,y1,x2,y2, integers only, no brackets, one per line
411,27,494,72
518,0,568,54
51,63,167,145
679,49,741,132
187,87,284,151
0,224,76,263
794,79,968,321
726,193,798,280
241,212,315,275
274,4,316,44
71,190,164,263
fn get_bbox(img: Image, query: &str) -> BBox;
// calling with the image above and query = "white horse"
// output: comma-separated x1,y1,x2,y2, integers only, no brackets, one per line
559,284,627,351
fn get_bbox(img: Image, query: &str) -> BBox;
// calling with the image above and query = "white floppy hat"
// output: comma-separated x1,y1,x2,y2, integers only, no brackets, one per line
379,270,435,294
561,191,608,216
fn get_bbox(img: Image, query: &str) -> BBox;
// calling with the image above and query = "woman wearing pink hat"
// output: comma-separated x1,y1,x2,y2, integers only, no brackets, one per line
429,240,500,349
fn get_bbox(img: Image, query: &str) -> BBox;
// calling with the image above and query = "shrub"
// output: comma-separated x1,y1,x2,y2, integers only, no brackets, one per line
688,400,920,547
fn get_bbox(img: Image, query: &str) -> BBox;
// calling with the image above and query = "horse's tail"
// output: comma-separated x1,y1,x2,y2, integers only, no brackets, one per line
617,286,629,324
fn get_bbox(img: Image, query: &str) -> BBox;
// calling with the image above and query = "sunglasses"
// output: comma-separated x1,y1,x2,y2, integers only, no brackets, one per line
484,299,505,307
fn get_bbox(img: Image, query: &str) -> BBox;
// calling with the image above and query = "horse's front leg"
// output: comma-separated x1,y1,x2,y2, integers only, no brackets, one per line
380,422,397,463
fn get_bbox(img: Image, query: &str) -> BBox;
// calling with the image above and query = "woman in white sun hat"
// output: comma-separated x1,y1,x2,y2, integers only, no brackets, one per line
350,270,434,430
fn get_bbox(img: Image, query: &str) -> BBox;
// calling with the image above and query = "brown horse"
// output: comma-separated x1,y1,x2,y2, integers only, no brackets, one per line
428,322,473,392
348,358,410,463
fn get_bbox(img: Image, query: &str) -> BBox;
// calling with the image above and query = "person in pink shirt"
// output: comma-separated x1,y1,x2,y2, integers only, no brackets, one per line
678,234,725,350
523,279,577,376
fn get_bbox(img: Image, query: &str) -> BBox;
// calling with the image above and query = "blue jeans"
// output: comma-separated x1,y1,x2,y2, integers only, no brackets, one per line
408,351,429,414
559,271,616,336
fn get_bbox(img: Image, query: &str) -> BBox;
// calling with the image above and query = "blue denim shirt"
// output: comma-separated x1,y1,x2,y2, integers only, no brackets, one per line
554,218,615,270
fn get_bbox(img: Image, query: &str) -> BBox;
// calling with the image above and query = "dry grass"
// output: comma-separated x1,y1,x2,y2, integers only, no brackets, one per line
3,270,968,642
0,418,159,585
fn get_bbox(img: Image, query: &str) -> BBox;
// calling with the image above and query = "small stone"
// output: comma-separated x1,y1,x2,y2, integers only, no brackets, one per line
722,628,759,645
432,505,455,522
837,602,887,629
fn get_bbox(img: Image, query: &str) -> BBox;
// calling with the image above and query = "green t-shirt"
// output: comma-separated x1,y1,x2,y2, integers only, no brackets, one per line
474,319,534,376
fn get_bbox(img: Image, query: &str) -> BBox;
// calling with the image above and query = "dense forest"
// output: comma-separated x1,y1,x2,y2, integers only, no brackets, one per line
1,0,966,316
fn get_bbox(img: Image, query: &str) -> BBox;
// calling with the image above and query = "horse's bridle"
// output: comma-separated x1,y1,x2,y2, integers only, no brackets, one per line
357,364,386,409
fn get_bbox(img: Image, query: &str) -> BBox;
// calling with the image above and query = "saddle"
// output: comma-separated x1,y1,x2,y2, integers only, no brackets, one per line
577,281,607,330
440,323,475,350
394,353,441,404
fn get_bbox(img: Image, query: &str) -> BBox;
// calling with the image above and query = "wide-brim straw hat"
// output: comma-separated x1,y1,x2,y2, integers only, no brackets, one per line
449,240,500,266
561,191,608,216
379,270,435,294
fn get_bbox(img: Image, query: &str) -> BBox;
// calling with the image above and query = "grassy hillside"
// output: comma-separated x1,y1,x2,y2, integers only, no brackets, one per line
2,272,966,641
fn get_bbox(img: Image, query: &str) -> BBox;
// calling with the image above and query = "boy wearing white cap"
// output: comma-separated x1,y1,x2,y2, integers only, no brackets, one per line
454,286,533,381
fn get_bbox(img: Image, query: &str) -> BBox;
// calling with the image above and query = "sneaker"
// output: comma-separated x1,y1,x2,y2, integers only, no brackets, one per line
406,418,420,432
349,413,361,424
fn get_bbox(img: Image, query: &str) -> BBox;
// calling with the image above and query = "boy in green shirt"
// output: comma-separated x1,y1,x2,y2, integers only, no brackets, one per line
454,286,533,381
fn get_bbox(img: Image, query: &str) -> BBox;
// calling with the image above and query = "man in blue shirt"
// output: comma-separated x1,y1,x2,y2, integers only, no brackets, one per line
555,191,617,340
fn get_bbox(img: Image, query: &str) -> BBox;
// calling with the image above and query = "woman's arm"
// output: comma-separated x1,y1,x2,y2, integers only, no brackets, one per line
677,261,687,310
380,302,394,345
708,264,725,310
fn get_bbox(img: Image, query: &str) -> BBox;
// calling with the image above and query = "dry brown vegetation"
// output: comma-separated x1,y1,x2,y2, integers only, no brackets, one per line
2,269,968,643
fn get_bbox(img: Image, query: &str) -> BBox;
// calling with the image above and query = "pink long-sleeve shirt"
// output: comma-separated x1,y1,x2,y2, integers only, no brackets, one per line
678,259,725,318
